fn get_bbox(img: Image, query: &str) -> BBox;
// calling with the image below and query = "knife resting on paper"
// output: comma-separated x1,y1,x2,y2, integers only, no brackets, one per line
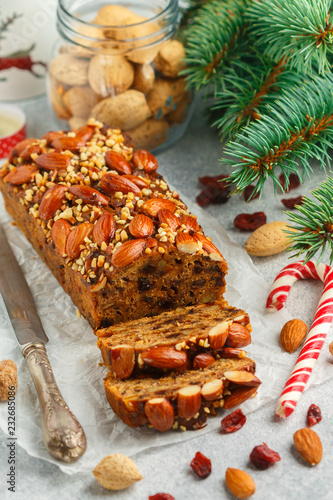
0,223,86,463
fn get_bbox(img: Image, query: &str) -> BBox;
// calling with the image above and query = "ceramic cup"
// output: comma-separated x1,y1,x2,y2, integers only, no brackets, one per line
0,104,26,159
0,0,57,100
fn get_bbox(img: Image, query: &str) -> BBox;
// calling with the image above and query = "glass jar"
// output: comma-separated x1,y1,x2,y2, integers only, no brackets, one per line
47,0,193,152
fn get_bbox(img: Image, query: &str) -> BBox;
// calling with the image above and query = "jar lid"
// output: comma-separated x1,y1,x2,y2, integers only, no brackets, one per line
0,104,26,159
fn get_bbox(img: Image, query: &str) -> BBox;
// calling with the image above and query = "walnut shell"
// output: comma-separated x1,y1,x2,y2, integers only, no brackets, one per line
0,360,18,401
91,90,151,130
49,54,89,87
154,40,186,78
126,118,168,150
147,77,187,119
132,63,155,94
88,54,134,97
63,86,100,119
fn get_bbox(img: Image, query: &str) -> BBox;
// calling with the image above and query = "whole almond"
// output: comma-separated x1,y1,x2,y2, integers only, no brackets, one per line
5,165,38,185
140,346,187,369
293,428,323,466
329,340,333,357
35,152,71,171
93,453,142,490
20,144,42,162
51,136,86,153
92,213,116,245
75,125,95,141
143,198,177,217
193,352,215,370
226,324,252,348
132,149,158,173
158,209,180,231
41,131,63,146
129,214,154,238
105,150,132,175
100,173,141,196
280,319,307,353
122,175,149,189
223,385,258,410
39,185,69,220
68,185,109,207
51,219,72,257
111,239,147,268
225,468,255,499
244,221,296,256
8,138,38,163
66,222,94,260
181,214,200,232
144,398,175,432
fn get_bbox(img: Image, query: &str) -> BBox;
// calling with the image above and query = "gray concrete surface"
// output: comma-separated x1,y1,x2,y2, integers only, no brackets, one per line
1,94,332,499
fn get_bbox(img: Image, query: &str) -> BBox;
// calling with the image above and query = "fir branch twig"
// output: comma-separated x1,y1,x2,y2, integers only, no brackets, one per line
222,72,333,197
247,0,333,74
285,176,333,264
181,0,248,92
212,54,294,140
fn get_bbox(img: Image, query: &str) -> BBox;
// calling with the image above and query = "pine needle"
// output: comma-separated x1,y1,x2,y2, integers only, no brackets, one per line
222,72,333,196
212,53,297,140
181,0,248,92
247,0,333,74
285,176,333,264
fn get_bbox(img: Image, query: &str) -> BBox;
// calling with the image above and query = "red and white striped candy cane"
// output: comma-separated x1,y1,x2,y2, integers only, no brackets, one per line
266,260,333,418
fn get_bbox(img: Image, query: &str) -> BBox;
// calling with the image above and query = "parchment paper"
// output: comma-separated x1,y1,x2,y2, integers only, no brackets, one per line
1,192,332,475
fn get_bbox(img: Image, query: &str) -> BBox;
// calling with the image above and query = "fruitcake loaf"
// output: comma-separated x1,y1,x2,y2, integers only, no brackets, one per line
104,356,260,431
97,302,252,379
0,119,228,329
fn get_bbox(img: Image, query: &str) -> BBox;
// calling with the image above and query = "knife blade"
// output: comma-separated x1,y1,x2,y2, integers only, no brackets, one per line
0,224,48,345
0,223,86,463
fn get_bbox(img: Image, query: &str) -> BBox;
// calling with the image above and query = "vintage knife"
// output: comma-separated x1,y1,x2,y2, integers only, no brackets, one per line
0,223,86,463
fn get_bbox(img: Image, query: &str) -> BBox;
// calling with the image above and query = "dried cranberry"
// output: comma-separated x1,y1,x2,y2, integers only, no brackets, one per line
149,494,175,500
190,451,212,479
279,173,300,192
281,196,304,209
221,409,246,433
306,404,322,427
199,174,229,185
196,174,231,207
243,184,260,202
249,443,281,470
234,212,266,231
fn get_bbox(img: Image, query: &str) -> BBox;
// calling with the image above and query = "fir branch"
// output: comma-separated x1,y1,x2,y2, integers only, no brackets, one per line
181,0,248,92
285,176,333,264
222,72,333,197
212,54,294,140
247,0,333,74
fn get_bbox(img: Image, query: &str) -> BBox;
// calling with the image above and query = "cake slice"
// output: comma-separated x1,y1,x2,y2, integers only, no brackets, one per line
97,302,252,379
104,356,260,431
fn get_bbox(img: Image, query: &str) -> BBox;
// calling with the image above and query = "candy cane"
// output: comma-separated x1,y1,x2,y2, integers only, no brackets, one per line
266,260,333,418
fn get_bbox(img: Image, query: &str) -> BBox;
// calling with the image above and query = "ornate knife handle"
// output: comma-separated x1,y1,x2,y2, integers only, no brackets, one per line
22,342,87,463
